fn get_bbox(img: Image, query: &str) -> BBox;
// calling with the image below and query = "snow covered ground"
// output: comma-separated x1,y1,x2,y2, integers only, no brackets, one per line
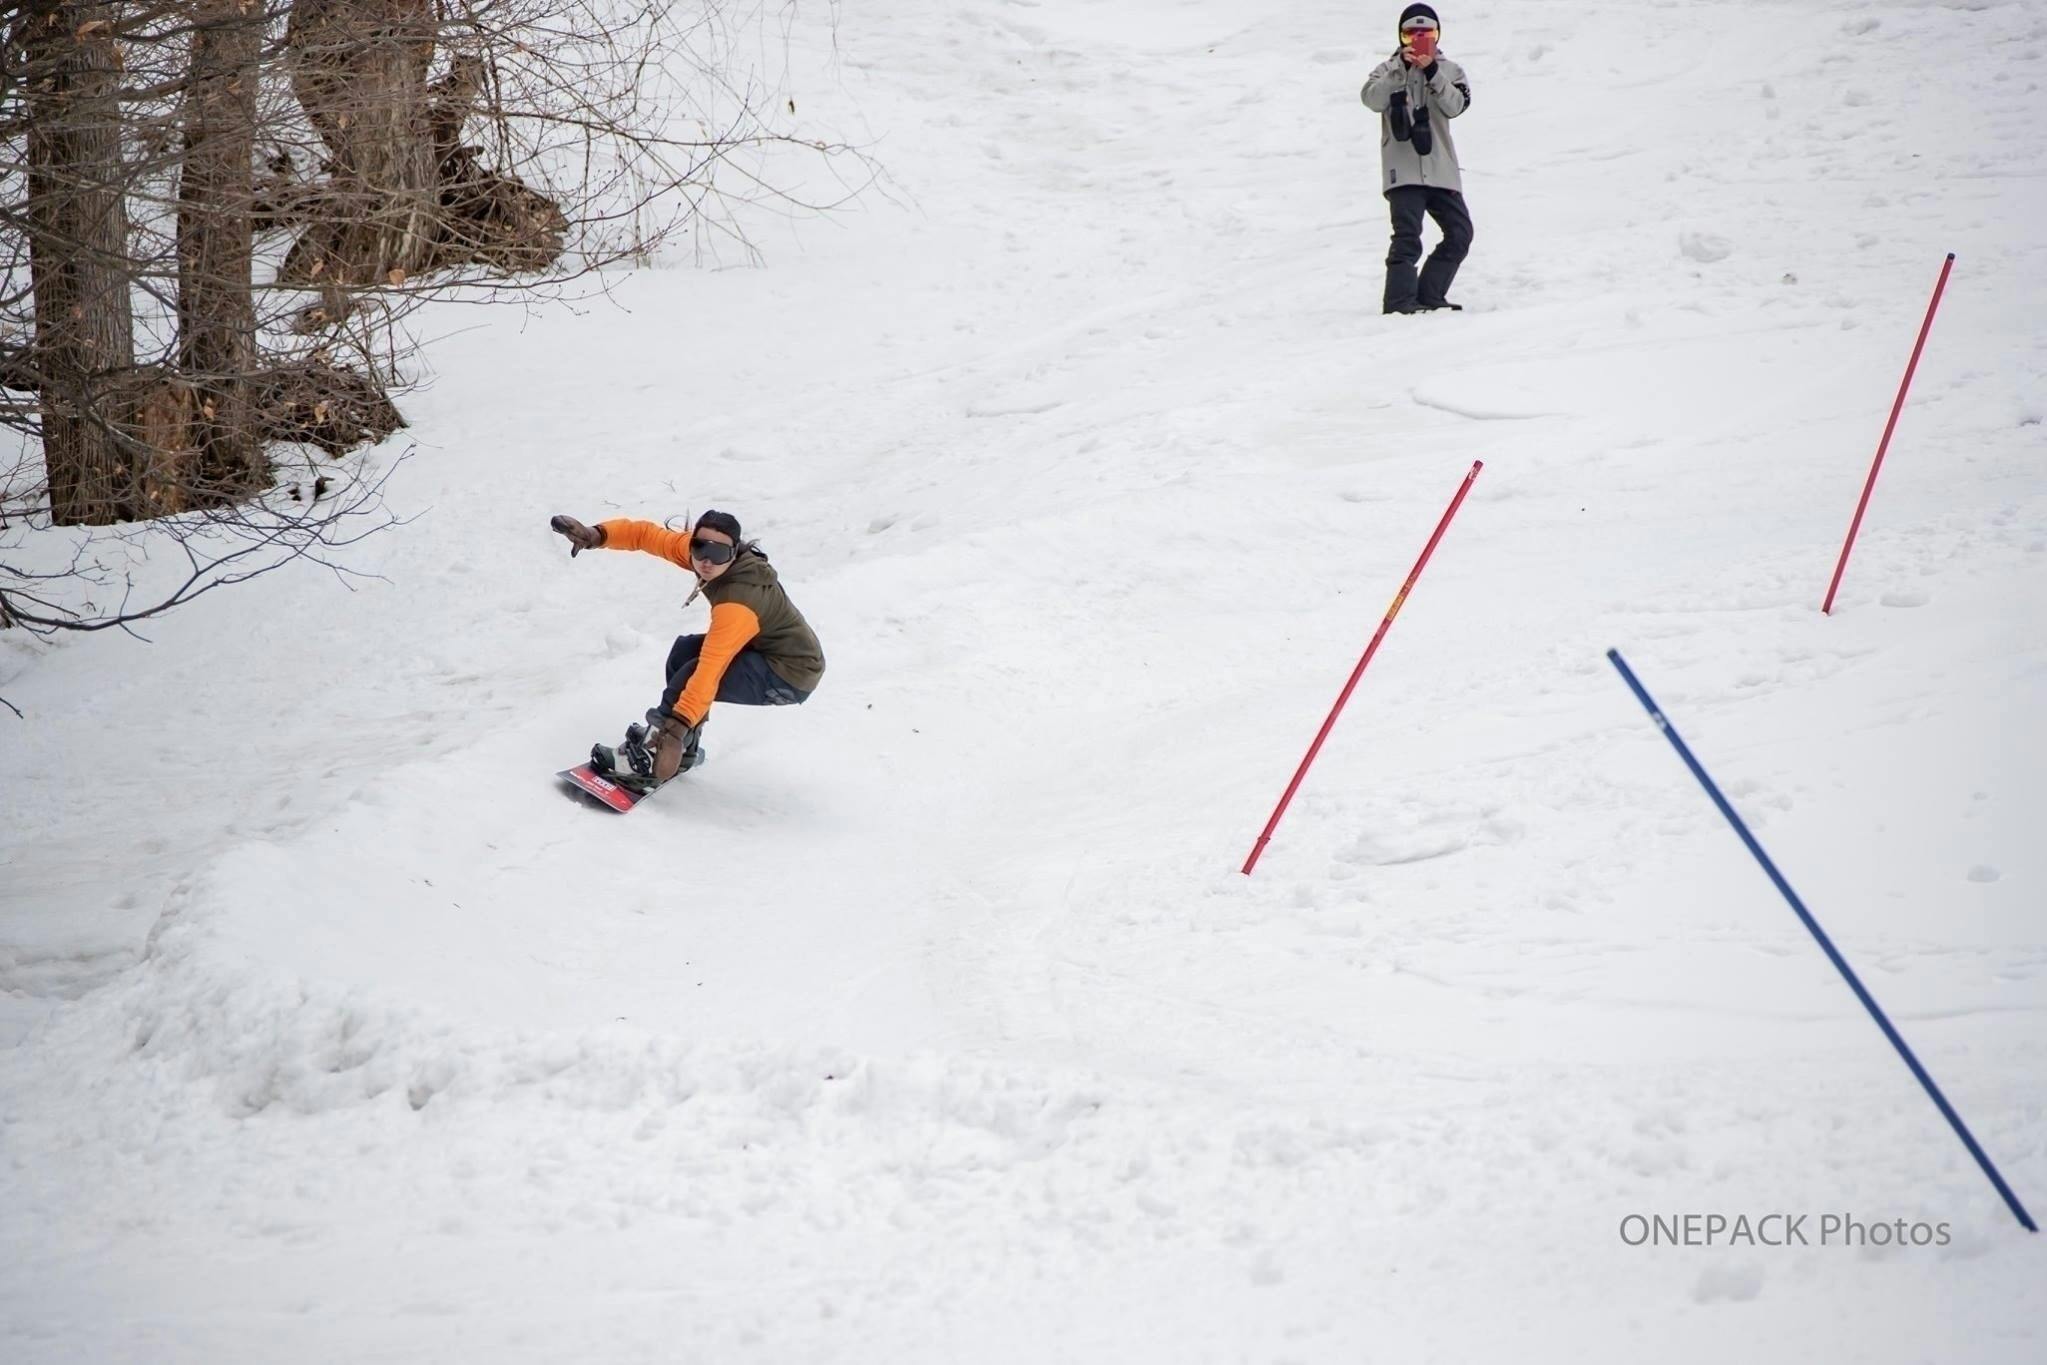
5,0,2045,1359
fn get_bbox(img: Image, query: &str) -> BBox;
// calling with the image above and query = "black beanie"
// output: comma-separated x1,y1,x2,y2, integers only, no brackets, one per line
694,509,743,543
1399,3,1439,28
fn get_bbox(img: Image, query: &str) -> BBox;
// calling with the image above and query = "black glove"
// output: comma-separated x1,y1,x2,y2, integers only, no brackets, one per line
550,514,604,556
1389,90,1412,142
1410,103,1433,157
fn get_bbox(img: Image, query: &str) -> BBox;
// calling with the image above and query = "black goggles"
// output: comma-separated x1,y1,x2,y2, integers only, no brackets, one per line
689,536,736,565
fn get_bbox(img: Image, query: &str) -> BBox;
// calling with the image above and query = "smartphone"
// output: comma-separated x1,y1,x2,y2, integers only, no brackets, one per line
1409,30,1437,61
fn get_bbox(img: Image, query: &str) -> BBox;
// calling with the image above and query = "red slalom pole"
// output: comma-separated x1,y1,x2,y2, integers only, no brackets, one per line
1241,460,1483,876
1821,252,1955,615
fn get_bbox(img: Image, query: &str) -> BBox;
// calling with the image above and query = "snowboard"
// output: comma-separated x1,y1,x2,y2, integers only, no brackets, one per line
557,744,705,813
558,763,660,813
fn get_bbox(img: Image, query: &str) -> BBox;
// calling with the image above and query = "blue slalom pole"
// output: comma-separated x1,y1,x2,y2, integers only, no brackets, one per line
1607,648,2036,1234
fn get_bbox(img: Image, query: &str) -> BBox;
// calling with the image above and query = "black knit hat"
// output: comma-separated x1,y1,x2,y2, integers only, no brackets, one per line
1399,3,1440,29
693,509,743,543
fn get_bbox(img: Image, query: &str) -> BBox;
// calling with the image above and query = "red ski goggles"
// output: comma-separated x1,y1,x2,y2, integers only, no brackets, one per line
1399,22,1440,46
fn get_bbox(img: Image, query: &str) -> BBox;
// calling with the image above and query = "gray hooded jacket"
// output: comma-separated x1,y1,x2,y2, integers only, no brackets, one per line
1360,53,1471,195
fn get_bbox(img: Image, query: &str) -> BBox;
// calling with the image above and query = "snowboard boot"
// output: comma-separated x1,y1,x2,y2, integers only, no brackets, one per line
1383,263,1421,315
591,721,657,790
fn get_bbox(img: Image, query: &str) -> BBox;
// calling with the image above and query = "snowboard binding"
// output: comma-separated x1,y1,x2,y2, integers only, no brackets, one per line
590,721,659,793
588,717,708,795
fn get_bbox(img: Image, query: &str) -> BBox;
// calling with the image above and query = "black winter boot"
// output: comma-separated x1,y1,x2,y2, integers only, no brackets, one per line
1417,251,1464,312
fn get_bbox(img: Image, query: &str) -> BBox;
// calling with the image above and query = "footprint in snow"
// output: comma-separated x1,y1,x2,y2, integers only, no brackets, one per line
1334,804,1525,868
1679,231,1733,263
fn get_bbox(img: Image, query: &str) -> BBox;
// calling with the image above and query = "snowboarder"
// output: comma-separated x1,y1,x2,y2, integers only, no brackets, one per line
550,509,825,786
1360,4,1474,314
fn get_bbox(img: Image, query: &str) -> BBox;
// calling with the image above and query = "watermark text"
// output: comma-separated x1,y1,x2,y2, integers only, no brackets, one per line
1618,1213,1950,1248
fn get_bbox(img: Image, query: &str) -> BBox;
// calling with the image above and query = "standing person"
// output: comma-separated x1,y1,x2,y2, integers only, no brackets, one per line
549,509,825,785
1361,4,1474,314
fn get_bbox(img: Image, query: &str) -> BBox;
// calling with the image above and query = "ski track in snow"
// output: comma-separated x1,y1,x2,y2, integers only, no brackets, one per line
4,0,2047,1360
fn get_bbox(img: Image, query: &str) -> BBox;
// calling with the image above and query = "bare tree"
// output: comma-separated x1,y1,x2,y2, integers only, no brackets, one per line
2,0,407,674
15,2,138,525
2,0,872,716
281,0,441,286
177,0,266,499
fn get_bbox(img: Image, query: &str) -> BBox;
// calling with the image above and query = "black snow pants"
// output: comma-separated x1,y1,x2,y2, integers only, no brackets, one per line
1384,186,1474,313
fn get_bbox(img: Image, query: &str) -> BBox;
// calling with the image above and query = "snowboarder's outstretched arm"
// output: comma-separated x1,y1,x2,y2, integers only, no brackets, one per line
550,514,699,567
591,517,697,569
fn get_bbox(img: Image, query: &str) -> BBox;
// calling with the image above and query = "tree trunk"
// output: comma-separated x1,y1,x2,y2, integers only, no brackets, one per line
20,2,140,525
285,0,438,285
177,0,267,502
